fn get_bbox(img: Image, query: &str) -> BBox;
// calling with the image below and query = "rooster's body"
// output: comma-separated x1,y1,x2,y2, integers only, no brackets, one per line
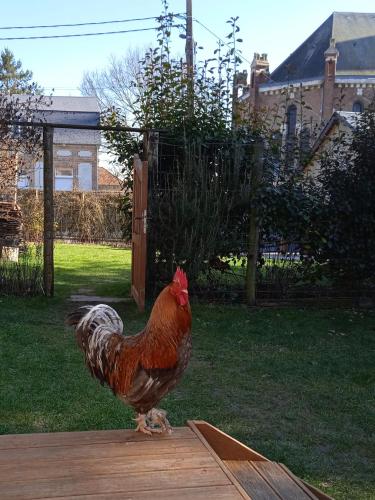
66,268,191,434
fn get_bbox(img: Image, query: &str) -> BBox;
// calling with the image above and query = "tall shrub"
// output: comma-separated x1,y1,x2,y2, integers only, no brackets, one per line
305,109,375,284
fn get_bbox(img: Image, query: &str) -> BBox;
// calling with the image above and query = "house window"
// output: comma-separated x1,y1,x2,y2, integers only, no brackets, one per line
55,165,73,191
78,162,92,191
56,149,72,157
78,150,92,158
286,104,297,137
55,178,73,191
352,101,363,112
55,166,73,177
34,161,43,189
17,175,30,189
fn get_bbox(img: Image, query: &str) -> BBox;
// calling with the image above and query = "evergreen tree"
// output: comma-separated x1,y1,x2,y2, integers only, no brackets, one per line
0,48,42,94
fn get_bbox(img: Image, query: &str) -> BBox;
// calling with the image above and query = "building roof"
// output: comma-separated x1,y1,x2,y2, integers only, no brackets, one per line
15,95,100,113
12,95,100,126
311,111,360,154
270,12,375,82
39,96,100,127
98,167,121,188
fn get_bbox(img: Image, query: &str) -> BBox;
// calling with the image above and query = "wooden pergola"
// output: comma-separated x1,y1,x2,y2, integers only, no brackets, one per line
9,121,150,301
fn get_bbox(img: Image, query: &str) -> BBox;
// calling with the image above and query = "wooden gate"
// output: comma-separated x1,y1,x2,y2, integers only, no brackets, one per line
131,155,148,311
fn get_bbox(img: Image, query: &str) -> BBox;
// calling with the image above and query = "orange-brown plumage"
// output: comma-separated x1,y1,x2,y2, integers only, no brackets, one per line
66,268,192,433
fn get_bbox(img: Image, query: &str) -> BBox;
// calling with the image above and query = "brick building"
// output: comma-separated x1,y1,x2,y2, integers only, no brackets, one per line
237,12,375,140
17,96,101,191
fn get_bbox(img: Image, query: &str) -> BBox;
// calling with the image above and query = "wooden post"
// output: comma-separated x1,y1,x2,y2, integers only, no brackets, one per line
145,130,158,293
43,126,54,297
147,131,159,170
245,138,264,306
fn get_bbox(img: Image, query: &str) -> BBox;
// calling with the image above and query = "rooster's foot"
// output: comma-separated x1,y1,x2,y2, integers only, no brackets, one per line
134,413,162,435
147,408,172,434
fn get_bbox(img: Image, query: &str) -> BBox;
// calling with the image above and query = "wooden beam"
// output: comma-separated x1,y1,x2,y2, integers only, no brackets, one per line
188,421,268,462
245,138,264,306
43,125,54,297
9,120,162,133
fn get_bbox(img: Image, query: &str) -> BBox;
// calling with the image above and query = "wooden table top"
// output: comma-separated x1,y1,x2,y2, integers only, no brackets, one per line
0,421,331,500
0,426,243,499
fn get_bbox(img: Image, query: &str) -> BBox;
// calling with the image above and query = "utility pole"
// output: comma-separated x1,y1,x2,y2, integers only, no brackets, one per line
185,0,194,116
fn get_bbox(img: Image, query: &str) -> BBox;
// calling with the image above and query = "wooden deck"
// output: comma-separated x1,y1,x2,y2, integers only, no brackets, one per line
0,421,332,499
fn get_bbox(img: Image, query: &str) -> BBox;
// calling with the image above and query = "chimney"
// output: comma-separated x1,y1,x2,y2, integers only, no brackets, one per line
249,53,270,109
322,38,339,121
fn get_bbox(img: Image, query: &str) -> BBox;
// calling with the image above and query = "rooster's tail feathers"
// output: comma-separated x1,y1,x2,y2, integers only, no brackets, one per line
65,306,93,327
66,304,123,336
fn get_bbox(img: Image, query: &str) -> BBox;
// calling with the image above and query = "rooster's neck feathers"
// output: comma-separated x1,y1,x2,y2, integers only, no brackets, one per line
145,286,191,340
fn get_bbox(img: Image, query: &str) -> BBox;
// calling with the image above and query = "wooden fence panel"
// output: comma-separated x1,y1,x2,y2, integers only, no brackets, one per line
131,155,148,311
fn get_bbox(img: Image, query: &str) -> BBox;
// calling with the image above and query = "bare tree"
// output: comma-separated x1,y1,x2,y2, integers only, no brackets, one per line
0,94,46,202
80,48,144,119
80,48,146,179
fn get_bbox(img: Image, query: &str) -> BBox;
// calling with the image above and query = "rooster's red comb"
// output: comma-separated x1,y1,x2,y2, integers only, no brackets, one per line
173,267,188,289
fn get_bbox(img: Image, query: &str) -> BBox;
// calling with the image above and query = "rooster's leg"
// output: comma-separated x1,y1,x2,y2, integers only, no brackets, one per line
134,413,162,435
147,408,172,434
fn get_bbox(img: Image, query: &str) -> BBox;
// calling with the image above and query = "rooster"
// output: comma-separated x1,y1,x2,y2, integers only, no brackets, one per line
66,268,191,435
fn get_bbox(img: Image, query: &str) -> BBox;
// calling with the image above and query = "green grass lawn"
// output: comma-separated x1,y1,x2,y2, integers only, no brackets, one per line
0,242,374,499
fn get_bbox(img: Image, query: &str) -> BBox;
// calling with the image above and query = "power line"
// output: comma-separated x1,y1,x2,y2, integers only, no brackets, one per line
0,25,182,41
191,17,252,66
191,17,277,83
0,14,183,31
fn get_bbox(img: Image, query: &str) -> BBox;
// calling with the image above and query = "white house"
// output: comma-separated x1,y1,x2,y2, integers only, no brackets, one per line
18,96,101,191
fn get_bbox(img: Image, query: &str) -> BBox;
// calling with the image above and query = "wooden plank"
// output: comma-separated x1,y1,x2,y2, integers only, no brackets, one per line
131,154,149,311
251,461,317,499
190,421,333,500
278,464,334,500
54,485,244,499
300,480,334,500
188,421,251,499
0,427,194,450
189,420,268,461
0,466,232,499
0,451,217,482
0,438,206,463
225,460,280,500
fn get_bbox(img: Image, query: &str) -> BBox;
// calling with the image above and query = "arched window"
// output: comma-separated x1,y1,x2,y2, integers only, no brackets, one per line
352,101,363,112
286,104,297,137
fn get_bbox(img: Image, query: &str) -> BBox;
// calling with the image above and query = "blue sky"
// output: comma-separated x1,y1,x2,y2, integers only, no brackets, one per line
1,0,375,95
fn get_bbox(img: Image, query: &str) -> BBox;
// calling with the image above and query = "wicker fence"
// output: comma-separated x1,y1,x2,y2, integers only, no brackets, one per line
17,189,130,244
